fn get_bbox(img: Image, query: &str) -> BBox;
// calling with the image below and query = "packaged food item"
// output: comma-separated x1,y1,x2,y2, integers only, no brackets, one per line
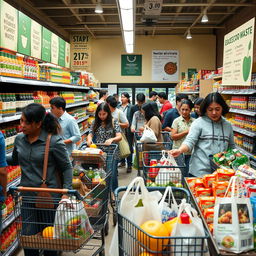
194,178,204,188
198,196,215,211
203,173,216,188
217,168,235,182
212,181,229,197
208,223,214,233
186,177,197,192
237,164,256,178
204,208,214,224
195,187,212,197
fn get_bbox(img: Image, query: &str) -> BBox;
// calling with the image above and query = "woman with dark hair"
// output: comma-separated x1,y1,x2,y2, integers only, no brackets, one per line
119,92,134,173
191,97,204,118
87,102,122,191
171,99,195,177
170,92,235,177
7,103,72,256
141,102,163,150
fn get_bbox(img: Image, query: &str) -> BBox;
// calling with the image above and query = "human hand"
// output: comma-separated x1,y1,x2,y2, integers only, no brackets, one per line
139,127,144,132
104,138,113,145
131,128,135,133
59,195,74,209
169,149,182,157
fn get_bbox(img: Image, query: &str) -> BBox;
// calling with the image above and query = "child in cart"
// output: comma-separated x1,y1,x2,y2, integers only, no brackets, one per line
87,102,122,191
6,103,73,256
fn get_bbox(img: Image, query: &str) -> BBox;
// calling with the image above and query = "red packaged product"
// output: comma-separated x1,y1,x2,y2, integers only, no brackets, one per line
195,187,212,197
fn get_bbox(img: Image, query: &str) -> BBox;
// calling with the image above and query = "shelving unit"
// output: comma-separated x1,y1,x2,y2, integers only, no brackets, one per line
232,126,256,137
229,108,256,116
1,238,19,256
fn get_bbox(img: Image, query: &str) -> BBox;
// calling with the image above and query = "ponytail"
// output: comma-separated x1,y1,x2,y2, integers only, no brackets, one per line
22,103,61,135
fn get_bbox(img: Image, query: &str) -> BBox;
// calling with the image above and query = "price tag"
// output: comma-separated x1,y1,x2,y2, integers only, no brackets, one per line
144,0,163,16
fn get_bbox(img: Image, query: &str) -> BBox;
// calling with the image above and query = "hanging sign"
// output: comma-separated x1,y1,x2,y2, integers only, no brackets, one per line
144,0,163,16
42,27,51,62
152,50,179,82
65,42,70,68
121,54,142,76
70,33,91,71
18,11,31,56
51,33,59,65
222,18,255,86
58,37,65,67
0,0,18,51
31,20,41,59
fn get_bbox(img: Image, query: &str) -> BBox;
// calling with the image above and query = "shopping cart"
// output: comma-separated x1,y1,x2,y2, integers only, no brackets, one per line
134,131,172,176
115,186,209,256
142,150,186,187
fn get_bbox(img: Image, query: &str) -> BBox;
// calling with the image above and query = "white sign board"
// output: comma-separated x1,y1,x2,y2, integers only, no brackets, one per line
31,20,42,59
144,0,163,16
152,50,179,82
51,33,59,65
108,84,117,95
222,18,255,86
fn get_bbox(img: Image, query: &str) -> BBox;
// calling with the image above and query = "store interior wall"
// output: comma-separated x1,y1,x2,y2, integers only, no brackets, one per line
216,6,256,70
91,35,216,84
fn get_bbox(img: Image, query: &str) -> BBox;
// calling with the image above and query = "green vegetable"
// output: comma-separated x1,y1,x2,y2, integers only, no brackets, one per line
243,41,252,82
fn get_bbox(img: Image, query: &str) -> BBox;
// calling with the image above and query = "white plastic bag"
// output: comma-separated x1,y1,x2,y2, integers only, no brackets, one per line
213,176,253,253
140,125,157,143
158,186,179,223
155,151,182,186
54,199,94,240
109,177,162,256
171,200,207,256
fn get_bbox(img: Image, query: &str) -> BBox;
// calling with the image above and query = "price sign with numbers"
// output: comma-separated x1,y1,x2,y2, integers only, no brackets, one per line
144,0,163,16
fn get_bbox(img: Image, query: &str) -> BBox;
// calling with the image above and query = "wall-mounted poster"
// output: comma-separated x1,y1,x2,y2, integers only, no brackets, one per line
42,27,52,62
31,20,41,59
121,54,142,76
18,11,31,56
222,18,255,86
152,50,179,82
51,33,59,65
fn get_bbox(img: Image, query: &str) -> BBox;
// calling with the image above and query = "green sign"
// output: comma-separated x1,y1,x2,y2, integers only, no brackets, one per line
42,27,51,62
0,0,18,51
121,54,142,76
188,68,197,80
18,11,31,55
58,37,65,67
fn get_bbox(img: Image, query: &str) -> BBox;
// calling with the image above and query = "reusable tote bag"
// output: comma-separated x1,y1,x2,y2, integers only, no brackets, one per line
109,177,162,256
213,176,253,253
155,150,182,186
140,125,157,143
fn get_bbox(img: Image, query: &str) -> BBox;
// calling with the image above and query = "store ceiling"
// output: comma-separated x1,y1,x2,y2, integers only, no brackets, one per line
5,0,256,42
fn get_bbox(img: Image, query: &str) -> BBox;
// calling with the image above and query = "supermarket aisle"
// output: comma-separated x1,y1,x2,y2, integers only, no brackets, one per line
15,166,137,256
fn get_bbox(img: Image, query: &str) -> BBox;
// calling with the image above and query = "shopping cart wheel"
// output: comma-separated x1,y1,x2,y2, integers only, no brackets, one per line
104,220,109,236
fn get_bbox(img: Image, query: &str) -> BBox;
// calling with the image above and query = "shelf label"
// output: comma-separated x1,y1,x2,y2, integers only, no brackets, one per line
70,33,91,71
31,20,42,59
0,0,18,51
18,11,31,56
42,27,52,62
51,33,59,65
222,18,255,86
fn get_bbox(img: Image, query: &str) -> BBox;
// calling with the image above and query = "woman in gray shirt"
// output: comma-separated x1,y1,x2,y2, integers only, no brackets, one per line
8,103,72,256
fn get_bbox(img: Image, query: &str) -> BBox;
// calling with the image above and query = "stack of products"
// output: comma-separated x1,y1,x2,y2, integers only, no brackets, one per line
228,115,256,132
48,67,71,84
234,133,255,153
0,222,17,252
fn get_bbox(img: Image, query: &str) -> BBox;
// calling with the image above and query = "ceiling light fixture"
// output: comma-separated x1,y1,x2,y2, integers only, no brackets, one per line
117,0,135,53
186,29,192,39
95,1,103,14
201,11,208,23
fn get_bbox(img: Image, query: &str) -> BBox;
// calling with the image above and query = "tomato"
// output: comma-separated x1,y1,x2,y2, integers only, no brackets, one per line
138,220,169,252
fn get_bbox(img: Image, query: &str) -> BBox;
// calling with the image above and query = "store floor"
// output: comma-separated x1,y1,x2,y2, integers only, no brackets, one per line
15,165,137,256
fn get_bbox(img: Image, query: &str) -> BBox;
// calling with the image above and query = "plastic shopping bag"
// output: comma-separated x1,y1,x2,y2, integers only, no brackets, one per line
158,186,179,223
140,125,157,143
155,151,182,186
109,177,162,256
214,176,253,253
171,200,208,256
54,199,94,241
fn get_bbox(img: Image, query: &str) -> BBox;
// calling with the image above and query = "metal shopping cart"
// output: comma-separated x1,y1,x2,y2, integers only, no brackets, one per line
134,131,172,176
115,186,209,256
10,144,117,256
142,150,186,187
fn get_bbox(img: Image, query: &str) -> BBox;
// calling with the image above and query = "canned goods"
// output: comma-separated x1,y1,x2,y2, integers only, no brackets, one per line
150,159,157,166
244,177,256,186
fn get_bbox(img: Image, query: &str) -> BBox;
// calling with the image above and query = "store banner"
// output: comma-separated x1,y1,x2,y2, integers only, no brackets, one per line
0,0,18,51
42,27,52,62
222,18,255,86
58,37,65,67
65,42,70,68
121,55,142,76
152,50,179,82
51,33,59,65
70,33,91,71
31,20,42,59
18,11,31,56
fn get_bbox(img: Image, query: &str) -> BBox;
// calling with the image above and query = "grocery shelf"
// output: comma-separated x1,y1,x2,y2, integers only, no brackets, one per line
2,212,16,231
212,75,222,80
66,101,89,109
6,177,21,192
232,125,256,137
2,237,19,256
76,115,89,124
176,91,199,94
229,108,256,116
81,128,90,136
221,89,256,95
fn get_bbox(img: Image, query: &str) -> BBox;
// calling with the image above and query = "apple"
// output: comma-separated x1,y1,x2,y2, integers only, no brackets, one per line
242,41,252,82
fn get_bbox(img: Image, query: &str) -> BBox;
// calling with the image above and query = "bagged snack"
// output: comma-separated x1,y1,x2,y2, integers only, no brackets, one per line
203,173,216,188
186,177,197,193
195,187,212,197
204,208,214,224
194,178,204,188
217,168,235,182
212,181,229,197
208,223,214,233
198,196,215,211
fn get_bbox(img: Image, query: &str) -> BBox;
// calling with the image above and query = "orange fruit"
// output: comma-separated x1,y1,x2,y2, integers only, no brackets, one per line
138,220,169,252
138,252,155,256
90,144,97,148
42,226,54,239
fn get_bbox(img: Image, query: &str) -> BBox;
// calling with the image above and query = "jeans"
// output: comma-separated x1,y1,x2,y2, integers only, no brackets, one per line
121,154,133,167
184,155,191,178
106,157,118,192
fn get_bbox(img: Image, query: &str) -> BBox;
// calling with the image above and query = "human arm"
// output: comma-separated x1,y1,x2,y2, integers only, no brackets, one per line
171,119,189,141
64,119,81,144
105,120,122,145
131,111,137,132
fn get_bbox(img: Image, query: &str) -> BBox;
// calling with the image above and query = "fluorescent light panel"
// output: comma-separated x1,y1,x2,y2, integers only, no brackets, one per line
120,9,133,31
